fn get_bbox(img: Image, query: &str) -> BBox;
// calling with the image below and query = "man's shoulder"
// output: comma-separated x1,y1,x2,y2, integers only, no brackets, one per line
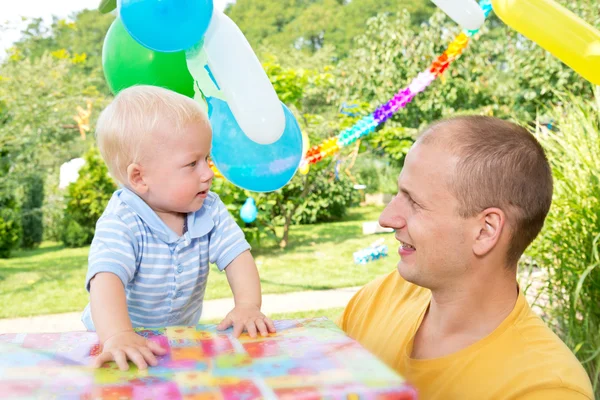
486,302,594,399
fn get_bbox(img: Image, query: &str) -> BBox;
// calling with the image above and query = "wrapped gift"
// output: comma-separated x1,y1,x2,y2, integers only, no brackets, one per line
354,239,389,264
0,318,416,399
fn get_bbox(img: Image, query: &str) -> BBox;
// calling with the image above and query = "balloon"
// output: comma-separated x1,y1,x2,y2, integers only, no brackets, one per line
208,98,302,192
185,40,225,114
491,0,600,85
298,161,310,176
430,0,485,30
301,130,310,158
120,0,214,53
240,198,258,223
102,18,195,97
98,0,116,14
203,9,286,145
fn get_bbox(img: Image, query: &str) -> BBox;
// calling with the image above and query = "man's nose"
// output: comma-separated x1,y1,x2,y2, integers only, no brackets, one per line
379,195,407,230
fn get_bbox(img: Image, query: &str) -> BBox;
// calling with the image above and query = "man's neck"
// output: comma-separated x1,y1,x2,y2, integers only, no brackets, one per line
411,270,518,359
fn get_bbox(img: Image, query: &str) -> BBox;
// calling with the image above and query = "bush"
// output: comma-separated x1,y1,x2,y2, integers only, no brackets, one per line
42,169,66,242
0,200,22,258
529,93,600,393
60,147,116,247
293,166,360,224
213,161,360,247
0,150,22,258
20,173,44,248
60,217,90,248
353,152,402,195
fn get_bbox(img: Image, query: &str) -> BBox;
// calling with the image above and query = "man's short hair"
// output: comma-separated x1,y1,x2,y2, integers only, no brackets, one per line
418,116,553,266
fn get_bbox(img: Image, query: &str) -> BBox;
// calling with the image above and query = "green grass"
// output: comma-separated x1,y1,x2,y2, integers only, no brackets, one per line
0,243,90,319
0,206,397,319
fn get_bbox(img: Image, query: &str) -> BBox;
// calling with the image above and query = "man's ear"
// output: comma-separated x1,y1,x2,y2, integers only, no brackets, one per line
127,163,148,195
473,208,506,257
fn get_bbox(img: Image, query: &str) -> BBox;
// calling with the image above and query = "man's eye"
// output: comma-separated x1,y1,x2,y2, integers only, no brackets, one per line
406,195,418,208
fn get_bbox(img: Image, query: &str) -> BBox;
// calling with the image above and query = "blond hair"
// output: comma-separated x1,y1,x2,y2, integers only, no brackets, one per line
417,116,553,267
95,85,209,184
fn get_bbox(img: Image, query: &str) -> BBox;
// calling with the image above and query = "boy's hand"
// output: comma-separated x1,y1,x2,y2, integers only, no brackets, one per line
92,330,168,371
217,304,276,338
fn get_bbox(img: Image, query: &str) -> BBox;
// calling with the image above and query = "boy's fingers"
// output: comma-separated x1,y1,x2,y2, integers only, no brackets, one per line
124,347,148,370
138,346,158,367
92,352,113,368
255,319,269,336
112,349,130,371
245,321,258,338
264,317,276,333
232,321,245,338
146,339,168,355
217,316,233,331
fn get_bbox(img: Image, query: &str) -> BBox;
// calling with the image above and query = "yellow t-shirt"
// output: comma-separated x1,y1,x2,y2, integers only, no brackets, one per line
338,270,593,400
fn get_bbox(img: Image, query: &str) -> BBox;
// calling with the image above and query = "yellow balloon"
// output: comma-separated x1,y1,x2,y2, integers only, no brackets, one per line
299,161,310,175
491,0,600,85
301,130,310,158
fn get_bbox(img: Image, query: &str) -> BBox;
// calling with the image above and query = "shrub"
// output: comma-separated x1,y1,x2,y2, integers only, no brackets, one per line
20,173,44,248
60,147,116,247
0,150,22,258
529,92,600,393
213,161,359,248
42,169,66,242
0,198,22,258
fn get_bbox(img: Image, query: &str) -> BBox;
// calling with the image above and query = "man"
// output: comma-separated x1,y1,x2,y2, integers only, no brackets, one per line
338,116,593,399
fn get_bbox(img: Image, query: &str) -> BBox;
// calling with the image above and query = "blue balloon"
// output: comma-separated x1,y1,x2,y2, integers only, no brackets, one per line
240,198,258,223
120,0,214,52
208,97,303,192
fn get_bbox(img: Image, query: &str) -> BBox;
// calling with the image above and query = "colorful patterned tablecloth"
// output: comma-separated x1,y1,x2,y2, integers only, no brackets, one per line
0,317,417,399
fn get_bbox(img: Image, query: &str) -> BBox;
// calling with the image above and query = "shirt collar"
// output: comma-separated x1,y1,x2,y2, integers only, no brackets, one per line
118,187,214,244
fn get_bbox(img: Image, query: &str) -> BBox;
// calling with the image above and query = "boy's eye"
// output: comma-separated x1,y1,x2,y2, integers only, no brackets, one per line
189,161,197,167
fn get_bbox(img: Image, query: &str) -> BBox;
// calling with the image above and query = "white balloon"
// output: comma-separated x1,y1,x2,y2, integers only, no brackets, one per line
202,9,285,145
185,42,225,115
59,158,85,189
430,0,485,30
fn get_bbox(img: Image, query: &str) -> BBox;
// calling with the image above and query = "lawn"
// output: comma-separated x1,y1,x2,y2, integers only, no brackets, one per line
0,205,398,319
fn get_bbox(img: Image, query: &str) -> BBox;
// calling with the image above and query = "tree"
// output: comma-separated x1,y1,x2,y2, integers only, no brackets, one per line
227,0,434,56
20,173,44,248
11,10,114,93
328,3,598,166
0,150,21,258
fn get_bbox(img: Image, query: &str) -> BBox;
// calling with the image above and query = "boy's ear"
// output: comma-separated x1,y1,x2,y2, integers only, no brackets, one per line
127,163,148,194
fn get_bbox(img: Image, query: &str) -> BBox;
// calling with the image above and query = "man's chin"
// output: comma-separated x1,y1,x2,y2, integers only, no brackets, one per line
397,261,418,283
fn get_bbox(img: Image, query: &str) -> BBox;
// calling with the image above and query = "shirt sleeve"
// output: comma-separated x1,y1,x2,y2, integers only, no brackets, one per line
85,214,138,291
208,195,251,271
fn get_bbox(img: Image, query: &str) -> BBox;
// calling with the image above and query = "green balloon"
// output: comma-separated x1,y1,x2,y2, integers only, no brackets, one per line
102,18,195,98
98,0,116,14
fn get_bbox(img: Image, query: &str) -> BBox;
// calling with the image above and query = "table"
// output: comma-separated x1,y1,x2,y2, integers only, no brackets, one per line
0,317,417,399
